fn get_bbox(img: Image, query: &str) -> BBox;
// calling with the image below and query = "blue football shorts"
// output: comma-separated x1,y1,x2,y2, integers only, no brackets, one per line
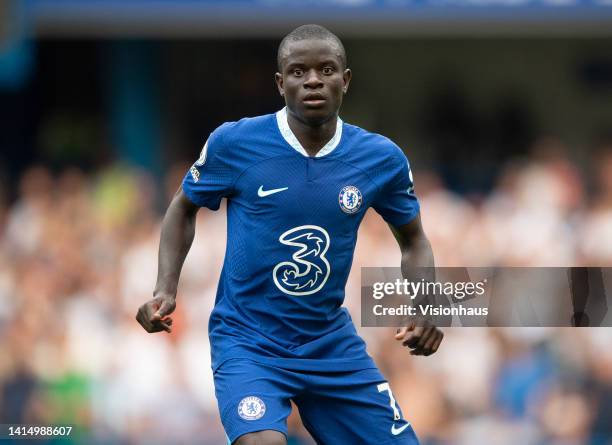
214,358,420,445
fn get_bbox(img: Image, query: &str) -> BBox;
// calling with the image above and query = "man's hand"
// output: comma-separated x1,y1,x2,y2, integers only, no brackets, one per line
394,319,443,356
135,189,197,335
136,295,176,334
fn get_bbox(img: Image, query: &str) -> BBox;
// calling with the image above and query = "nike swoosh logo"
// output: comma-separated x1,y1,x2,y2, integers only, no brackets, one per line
391,423,410,436
258,186,288,197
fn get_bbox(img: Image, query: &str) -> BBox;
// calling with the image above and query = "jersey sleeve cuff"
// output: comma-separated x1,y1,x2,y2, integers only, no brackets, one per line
382,206,420,228
181,182,205,208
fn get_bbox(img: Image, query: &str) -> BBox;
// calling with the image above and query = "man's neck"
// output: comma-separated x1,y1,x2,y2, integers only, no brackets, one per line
286,110,338,157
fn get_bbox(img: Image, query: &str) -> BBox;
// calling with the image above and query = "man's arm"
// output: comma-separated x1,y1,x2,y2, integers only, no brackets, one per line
389,214,444,356
136,188,199,334
389,214,434,273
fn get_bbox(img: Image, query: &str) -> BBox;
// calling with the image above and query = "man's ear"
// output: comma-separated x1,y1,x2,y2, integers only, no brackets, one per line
342,68,352,94
275,72,284,97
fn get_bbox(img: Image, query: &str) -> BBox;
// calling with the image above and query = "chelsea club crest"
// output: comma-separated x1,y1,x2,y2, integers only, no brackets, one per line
338,185,362,214
238,396,266,421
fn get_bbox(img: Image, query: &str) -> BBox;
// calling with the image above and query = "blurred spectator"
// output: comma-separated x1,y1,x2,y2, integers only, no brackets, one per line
579,145,612,265
1,139,612,444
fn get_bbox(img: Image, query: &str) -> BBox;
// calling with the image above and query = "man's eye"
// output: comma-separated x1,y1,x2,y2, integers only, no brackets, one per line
323,67,334,75
293,69,303,76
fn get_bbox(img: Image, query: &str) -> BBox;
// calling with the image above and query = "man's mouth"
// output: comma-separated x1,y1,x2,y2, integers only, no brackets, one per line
303,94,326,107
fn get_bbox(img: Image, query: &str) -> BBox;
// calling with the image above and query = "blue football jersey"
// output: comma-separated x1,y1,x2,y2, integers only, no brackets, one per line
182,107,419,372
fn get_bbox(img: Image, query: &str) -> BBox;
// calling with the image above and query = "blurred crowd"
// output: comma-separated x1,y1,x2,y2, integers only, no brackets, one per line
1,137,612,445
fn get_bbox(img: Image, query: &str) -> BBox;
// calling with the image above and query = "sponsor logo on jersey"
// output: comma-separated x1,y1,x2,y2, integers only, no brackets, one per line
273,225,331,296
407,168,415,195
195,140,208,166
258,185,289,197
237,396,266,421
190,166,200,182
338,185,362,214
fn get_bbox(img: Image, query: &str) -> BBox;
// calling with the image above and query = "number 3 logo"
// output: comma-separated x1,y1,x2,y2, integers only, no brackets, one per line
272,225,331,296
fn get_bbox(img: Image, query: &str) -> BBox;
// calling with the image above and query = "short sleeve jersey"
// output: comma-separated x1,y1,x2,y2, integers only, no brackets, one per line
183,108,419,372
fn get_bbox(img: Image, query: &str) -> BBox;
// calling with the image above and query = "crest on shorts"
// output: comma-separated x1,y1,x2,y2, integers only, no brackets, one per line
338,185,362,214
238,396,266,421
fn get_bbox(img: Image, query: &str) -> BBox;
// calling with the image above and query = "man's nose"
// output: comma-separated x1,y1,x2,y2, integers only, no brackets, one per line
304,70,323,88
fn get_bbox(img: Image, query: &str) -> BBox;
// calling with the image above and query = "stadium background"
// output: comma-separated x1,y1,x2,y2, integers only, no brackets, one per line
1,0,612,443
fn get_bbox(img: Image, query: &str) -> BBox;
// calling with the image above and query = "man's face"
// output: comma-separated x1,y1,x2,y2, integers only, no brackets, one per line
275,39,351,126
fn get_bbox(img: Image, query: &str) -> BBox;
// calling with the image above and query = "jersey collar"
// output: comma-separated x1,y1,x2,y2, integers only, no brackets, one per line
276,107,343,158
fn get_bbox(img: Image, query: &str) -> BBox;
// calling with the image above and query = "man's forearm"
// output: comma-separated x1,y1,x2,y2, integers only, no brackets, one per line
391,219,445,354
400,236,434,274
153,191,198,299
401,235,435,317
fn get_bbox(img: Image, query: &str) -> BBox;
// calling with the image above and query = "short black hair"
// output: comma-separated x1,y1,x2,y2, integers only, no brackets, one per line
277,24,347,71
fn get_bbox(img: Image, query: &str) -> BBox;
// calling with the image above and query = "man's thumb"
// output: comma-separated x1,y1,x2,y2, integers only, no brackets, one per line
153,300,173,319
395,327,408,339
